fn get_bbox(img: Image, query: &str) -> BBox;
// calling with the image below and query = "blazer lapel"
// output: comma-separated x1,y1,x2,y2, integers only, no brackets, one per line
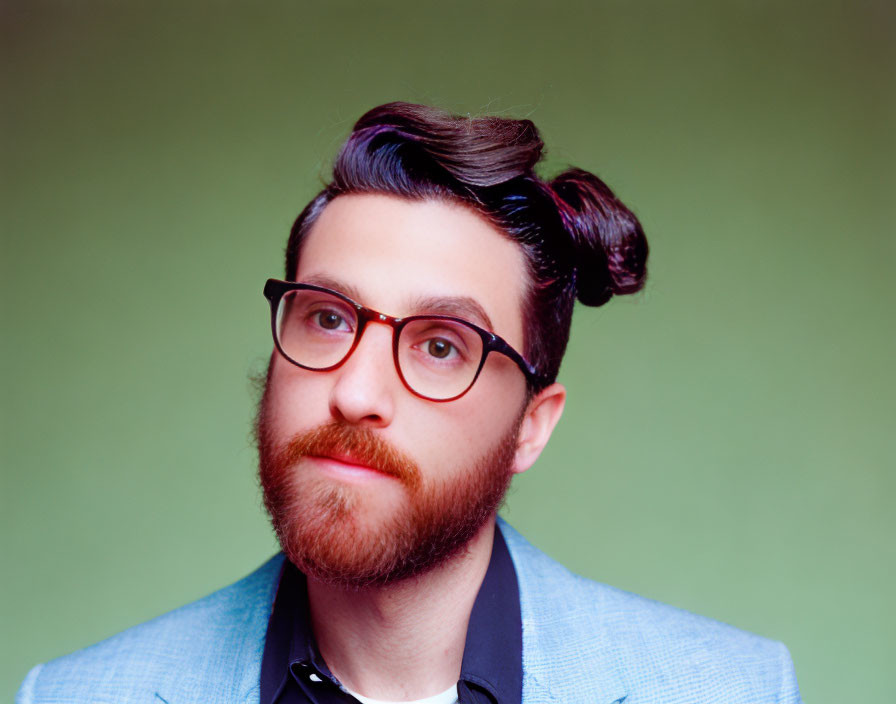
498,518,629,704
152,554,285,704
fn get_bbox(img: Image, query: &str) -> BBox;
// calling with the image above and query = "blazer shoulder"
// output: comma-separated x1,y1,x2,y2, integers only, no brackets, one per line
18,553,286,704
497,520,801,703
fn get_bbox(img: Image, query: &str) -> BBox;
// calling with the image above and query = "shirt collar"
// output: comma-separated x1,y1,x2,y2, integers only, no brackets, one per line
260,524,522,704
458,524,522,703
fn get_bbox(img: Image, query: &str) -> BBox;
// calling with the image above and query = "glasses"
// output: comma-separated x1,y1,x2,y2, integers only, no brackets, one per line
263,279,543,402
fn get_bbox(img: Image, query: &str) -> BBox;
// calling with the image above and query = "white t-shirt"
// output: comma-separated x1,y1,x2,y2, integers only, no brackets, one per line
341,682,459,704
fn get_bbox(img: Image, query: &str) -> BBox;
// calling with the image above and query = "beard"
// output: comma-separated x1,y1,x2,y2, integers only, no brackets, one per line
254,376,522,589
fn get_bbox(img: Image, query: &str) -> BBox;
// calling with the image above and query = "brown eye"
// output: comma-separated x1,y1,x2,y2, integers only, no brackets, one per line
427,339,454,358
316,311,345,330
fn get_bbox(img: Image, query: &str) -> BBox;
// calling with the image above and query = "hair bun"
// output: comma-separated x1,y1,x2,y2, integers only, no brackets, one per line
549,168,649,306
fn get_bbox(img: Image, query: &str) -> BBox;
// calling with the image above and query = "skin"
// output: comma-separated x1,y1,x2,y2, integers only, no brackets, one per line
261,193,567,700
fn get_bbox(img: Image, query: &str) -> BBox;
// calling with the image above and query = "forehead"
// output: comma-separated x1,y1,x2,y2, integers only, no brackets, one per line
296,193,529,349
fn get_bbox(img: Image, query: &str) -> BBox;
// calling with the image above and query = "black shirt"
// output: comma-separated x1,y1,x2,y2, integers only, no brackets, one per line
260,527,523,704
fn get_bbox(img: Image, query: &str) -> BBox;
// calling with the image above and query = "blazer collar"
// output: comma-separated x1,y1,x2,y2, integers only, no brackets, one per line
153,519,629,704
152,553,285,704
497,518,629,704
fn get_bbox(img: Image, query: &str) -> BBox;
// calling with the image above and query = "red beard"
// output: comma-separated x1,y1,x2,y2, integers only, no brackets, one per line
255,401,520,589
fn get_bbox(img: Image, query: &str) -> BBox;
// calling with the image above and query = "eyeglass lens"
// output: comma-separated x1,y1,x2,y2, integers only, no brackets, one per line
275,289,485,400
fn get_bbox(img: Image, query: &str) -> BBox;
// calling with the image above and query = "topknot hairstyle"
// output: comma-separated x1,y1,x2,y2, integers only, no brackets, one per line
285,102,649,393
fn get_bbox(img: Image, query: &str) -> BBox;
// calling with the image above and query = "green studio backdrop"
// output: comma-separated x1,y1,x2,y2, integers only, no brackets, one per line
2,2,894,702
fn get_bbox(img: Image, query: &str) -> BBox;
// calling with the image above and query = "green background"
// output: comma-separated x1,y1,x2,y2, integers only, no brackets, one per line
3,1,893,701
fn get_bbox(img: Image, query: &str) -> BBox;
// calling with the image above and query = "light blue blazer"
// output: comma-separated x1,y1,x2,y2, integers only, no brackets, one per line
18,519,801,703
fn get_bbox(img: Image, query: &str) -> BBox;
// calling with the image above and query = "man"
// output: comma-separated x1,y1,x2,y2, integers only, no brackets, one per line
18,102,801,703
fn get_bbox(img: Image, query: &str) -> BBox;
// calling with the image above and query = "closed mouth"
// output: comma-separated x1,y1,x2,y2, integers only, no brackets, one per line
309,453,392,477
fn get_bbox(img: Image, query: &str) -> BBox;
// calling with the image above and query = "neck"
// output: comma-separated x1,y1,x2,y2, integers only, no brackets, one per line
306,516,497,702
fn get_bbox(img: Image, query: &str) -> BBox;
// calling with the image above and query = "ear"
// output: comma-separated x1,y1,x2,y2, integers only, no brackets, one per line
511,383,566,475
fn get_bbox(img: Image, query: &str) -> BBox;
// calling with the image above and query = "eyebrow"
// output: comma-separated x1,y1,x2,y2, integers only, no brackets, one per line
407,295,495,331
302,274,495,332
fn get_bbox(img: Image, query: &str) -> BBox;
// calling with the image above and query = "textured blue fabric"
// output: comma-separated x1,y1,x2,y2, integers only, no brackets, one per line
17,519,801,703
497,520,801,704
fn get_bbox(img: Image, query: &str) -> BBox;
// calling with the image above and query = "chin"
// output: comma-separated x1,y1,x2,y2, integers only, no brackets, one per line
255,391,521,589
265,464,511,589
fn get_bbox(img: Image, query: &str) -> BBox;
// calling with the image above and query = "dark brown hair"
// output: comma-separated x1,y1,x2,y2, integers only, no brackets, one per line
285,102,648,392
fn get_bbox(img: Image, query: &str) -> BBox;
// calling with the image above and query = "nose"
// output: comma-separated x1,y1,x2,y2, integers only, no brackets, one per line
328,321,397,428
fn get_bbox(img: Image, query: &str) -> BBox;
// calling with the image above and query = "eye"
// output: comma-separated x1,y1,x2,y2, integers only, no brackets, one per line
311,308,352,332
426,338,456,359
401,319,477,369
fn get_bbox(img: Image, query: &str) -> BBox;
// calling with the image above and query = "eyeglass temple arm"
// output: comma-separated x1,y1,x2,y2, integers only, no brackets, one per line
487,335,548,387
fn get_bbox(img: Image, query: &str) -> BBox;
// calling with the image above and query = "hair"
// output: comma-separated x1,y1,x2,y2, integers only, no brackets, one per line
285,102,648,393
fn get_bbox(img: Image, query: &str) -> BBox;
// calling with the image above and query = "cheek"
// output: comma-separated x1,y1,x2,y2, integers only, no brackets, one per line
403,377,526,470
263,356,328,441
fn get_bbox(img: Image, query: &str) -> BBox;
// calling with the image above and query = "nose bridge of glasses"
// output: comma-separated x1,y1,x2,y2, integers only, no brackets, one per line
350,306,402,365
355,304,403,337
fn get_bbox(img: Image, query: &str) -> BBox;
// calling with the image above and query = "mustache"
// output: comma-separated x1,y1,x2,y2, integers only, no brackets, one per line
280,421,421,491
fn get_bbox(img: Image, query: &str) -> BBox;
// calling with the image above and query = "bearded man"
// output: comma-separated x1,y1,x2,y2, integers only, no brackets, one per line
18,103,802,704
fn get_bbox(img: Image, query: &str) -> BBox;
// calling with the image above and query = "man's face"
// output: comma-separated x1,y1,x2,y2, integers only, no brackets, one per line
255,193,531,588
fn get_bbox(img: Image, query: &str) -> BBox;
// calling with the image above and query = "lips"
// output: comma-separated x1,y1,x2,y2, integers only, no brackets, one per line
307,453,401,484
313,452,381,472
278,420,422,491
